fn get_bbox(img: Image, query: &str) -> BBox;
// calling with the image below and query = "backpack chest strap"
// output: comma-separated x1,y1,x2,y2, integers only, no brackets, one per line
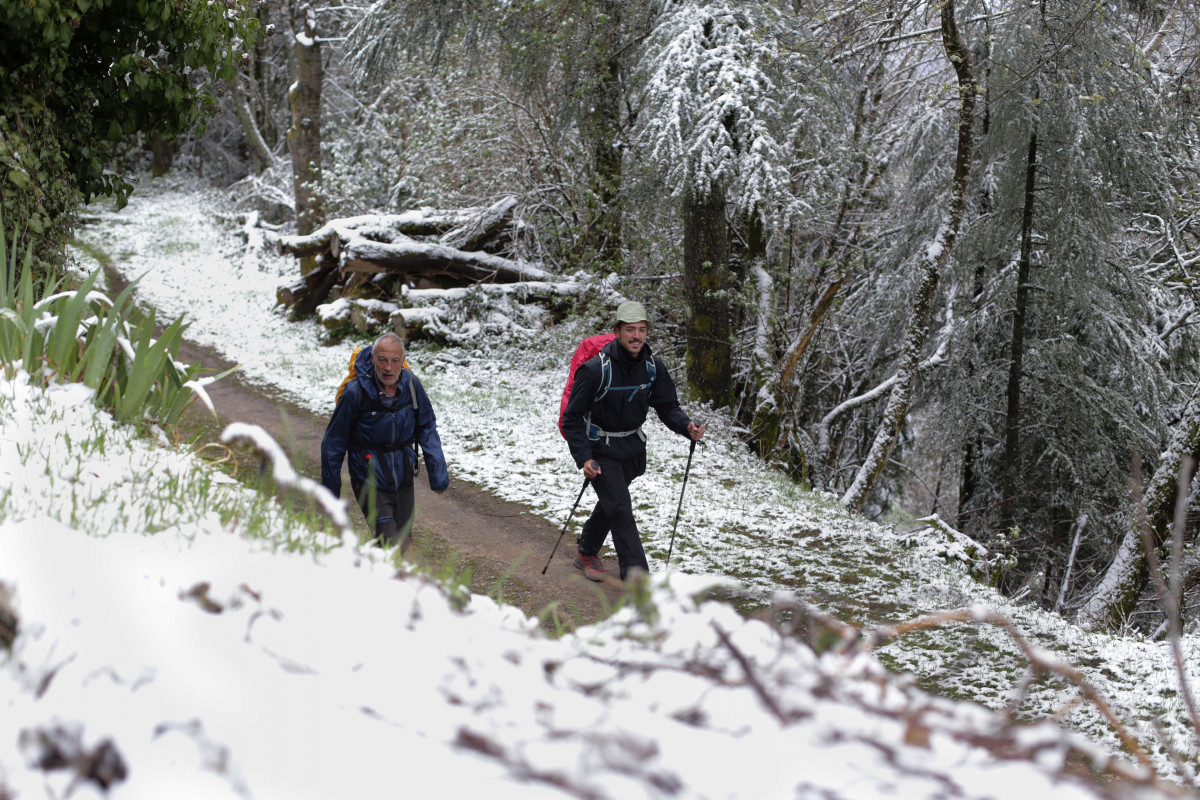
350,369,423,474
594,352,657,402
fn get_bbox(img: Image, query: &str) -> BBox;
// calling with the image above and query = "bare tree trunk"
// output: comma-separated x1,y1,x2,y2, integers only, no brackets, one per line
778,279,844,391
1143,0,1181,58
841,0,976,512
287,1,325,252
1076,385,1200,629
232,77,276,174
999,127,1039,531
752,278,842,466
150,130,174,177
958,259,987,528
682,186,732,407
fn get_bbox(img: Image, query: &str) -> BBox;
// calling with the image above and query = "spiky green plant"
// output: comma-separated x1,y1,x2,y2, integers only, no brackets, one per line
1,214,229,426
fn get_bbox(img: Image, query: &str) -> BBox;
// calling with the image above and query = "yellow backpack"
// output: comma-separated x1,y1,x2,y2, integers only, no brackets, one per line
336,345,411,404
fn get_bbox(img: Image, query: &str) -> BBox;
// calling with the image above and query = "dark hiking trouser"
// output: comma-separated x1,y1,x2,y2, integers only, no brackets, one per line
577,454,648,580
352,475,416,551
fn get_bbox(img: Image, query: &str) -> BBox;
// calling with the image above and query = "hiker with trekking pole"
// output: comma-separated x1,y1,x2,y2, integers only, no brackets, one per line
321,332,449,554
558,301,706,582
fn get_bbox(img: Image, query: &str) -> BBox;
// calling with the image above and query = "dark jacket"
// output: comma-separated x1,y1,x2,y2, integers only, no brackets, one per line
562,338,692,468
321,346,450,497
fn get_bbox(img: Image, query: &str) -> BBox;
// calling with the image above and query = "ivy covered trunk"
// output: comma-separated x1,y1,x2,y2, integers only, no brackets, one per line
287,1,325,272
682,186,732,407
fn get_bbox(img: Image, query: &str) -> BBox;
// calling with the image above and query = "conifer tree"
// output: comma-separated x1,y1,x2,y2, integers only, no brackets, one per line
941,0,1192,603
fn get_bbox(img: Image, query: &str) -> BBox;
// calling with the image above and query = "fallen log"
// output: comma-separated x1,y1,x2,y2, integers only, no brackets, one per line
403,280,588,303
276,259,339,311
278,198,518,259
439,196,519,253
315,298,448,342
317,297,399,334
273,196,543,317
340,237,551,283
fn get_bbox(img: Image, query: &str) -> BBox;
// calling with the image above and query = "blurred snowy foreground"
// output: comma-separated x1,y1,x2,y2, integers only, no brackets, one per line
0,373,1170,799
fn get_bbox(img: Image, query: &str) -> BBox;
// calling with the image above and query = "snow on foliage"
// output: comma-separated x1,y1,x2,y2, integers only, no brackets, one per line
636,1,803,227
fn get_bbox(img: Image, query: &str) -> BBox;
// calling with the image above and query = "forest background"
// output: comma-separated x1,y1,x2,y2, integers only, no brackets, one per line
4,0,1200,640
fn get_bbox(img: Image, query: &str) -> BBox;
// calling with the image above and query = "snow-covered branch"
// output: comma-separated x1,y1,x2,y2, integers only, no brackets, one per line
220,422,358,553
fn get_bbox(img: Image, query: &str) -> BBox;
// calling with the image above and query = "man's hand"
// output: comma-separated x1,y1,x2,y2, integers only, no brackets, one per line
688,421,707,441
583,460,602,479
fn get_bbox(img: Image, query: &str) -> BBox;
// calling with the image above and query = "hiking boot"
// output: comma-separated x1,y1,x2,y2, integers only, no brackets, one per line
574,550,606,582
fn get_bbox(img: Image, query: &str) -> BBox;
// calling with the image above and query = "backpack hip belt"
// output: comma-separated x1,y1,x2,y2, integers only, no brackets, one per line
585,412,646,445
350,437,419,487
350,439,413,453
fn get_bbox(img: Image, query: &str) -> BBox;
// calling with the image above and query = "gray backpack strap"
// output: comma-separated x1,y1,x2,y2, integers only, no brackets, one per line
403,369,421,476
594,351,614,401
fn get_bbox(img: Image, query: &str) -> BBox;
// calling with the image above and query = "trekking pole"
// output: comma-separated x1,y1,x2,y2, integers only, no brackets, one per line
542,477,591,575
666,424,702,567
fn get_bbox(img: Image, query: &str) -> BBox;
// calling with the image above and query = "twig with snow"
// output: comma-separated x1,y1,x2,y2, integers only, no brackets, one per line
219,422,358,553
711,621,792,725
865,606,1160,781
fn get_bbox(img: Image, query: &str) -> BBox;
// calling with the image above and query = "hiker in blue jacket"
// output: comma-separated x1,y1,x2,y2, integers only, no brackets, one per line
562,301,706,581
321,332,449,553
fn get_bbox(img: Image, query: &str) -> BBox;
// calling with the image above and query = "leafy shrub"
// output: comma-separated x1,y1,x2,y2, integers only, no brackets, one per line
0,108,82,284
0,0,259,284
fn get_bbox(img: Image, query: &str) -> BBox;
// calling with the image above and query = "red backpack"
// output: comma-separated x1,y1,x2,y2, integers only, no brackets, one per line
557,333,615,438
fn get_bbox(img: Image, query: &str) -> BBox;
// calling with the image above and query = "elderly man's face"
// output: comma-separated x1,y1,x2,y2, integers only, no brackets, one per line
372,338,406,392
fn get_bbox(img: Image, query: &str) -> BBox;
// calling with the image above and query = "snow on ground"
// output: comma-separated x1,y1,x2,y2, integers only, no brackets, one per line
0,371,1133,799
0,173,1190,795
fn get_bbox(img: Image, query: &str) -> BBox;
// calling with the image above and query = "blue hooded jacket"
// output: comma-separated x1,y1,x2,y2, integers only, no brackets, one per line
321,345,450,497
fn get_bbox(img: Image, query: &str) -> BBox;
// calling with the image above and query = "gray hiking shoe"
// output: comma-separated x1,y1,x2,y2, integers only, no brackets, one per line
574,550,606,581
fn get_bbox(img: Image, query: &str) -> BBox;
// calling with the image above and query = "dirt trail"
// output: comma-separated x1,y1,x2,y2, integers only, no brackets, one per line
88,256,622,632
174,336,624,633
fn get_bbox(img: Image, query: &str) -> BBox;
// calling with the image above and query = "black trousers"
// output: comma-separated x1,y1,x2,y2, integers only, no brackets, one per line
577,454,648,580
352,476,416,550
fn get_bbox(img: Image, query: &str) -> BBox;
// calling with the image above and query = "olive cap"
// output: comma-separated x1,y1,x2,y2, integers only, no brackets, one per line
614,301,649,325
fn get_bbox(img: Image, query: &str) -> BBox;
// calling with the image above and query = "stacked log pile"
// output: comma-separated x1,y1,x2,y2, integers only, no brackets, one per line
275,196,553,318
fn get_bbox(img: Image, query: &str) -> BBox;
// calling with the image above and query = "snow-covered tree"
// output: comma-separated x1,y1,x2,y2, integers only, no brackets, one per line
342,0,662,270
937,0,1197,605
838,0,978,512
635,0,810,406
1071,3,1200,627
